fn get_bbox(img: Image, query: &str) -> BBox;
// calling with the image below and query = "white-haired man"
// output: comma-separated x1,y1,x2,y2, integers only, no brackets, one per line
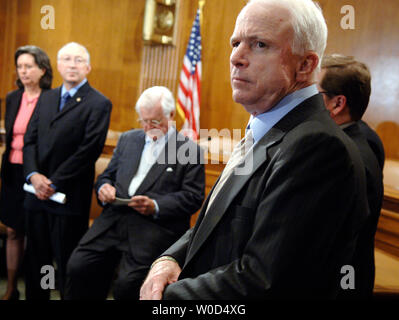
140,0,368,299
23,42,112,299
65,86,205,300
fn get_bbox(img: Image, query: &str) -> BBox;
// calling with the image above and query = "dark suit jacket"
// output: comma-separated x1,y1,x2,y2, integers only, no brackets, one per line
358,120,385,170
0,89,46,222
160,94,369,299
343,122,383,298
1,89,44,181
79,129,205,266
23,82,112,217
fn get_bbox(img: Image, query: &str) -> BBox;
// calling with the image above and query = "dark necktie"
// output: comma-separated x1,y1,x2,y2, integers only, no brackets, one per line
59,92,71,111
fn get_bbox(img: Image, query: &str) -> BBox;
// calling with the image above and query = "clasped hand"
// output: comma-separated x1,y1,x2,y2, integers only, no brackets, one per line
140,260,181,300
30,173,55,200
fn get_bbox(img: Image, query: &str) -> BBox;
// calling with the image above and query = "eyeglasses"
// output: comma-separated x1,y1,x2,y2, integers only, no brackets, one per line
58,56,87,65
138,118,162,126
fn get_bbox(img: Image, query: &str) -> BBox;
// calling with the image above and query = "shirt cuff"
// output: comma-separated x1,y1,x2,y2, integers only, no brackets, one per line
97,183,107,194
97,183,108,206
26,172,57,191
153,200,160,219
26,172,38,183
151,256,178,269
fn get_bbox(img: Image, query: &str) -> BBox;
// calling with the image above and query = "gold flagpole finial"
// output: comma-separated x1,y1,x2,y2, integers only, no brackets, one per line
199,0,205,27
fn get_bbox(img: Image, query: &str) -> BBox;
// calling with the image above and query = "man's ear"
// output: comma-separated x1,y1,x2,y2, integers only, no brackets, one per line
330,95,347,116
296,52,319,82
86,64,92,74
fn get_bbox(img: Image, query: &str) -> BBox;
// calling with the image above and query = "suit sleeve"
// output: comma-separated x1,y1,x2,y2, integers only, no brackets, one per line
4,92,13,135
2,92,19,180
162,132,366,299
49,98,112,189
94,132,125,194
160,228,194,266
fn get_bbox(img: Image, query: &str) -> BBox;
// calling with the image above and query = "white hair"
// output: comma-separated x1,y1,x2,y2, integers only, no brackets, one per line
135,86,175,117
57,42,91,65
248,0,328,68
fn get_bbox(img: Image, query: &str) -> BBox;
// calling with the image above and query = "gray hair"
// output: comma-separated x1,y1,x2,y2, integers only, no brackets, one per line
135,86,175,117
248,0,328,69
57,42,91,65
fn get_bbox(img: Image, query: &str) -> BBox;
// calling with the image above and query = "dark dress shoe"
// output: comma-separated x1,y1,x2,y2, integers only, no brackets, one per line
10,289,20,300
2,289,20,300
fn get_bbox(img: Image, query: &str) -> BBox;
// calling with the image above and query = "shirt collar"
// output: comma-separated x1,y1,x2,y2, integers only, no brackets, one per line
339,121,356,129
145,126,176,145
248,84,319,144
61,78,87,98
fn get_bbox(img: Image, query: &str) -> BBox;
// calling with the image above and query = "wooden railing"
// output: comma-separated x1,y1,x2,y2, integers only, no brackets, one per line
375,159,399,257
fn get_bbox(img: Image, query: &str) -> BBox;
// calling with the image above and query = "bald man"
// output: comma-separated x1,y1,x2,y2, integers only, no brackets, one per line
23,42,112,300
140,0,368,300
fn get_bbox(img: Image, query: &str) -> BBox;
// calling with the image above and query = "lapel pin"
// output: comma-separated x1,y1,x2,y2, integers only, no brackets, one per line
76,97,81,102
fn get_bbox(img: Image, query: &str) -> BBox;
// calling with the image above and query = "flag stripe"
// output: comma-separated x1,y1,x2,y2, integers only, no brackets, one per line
177,9,202,140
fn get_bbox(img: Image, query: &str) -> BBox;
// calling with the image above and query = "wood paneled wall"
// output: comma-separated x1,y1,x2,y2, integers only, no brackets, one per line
318,0,399,137
1,0,149,131
0,0,398,147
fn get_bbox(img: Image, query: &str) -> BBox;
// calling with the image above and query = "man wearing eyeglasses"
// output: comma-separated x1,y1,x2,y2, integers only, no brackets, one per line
317,54,384,299
23,42,112,300
64,86,205,300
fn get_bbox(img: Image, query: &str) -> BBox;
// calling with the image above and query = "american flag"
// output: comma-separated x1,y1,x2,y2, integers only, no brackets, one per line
177,9,202,140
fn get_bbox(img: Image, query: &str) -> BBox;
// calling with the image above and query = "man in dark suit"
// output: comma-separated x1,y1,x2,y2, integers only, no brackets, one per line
140,0,368,300
23,42,112,300
64,86,205,300
318,54,384,298
358,120,385,170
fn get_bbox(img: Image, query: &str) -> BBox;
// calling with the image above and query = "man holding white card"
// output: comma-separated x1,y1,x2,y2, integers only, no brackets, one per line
65,86,205,300
23,42,112,300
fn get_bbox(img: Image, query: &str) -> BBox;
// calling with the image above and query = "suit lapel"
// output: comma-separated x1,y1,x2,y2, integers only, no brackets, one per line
134,162,167,195
47,87,62,124
50,82,91,124
5,90,23,146
37,87,61,159
184,127,285,267
134,132,178,195
184,94,325,267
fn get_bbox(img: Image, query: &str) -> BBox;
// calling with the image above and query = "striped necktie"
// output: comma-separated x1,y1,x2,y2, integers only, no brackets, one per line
205,129,253,214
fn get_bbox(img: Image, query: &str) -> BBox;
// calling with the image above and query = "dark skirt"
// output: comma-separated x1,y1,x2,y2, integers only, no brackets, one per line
0,163,26,233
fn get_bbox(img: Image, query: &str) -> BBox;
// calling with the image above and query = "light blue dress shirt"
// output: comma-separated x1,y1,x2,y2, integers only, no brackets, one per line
248,84,319,144
60,78,87,100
